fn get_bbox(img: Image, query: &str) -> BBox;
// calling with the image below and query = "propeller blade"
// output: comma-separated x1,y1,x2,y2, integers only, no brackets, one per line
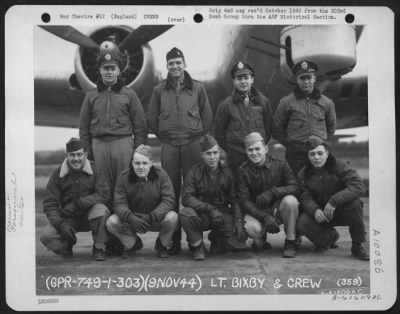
119,25,173,51
355,25,364,42
39,25,99,50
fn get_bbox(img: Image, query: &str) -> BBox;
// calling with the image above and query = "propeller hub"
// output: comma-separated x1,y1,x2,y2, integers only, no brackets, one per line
99,41,121,55
77,27,144,89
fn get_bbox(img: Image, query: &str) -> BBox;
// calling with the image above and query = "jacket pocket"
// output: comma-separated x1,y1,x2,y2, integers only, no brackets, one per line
89,117,100,134
228,120,241,131
110,116,131,132
226,120,242,144
311,106,325,121
158,111,170,120
90,117,99,125
288,117,304,129
158,111,170,132
186,109,203,131
287,117,307,142
116,117,130,125
311,105,327,135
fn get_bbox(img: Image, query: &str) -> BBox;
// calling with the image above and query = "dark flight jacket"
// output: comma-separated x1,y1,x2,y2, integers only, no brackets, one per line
214,87,273,153
182,162,242,220
238,154,299,220
113,166,176,224
147,71,213,146
298,154,366,217
43,160,110,228
273,88,336,148
79,80,147,149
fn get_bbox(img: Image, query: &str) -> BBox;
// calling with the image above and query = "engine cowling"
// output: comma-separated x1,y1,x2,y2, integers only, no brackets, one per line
73,26,156,104
280,25,358,82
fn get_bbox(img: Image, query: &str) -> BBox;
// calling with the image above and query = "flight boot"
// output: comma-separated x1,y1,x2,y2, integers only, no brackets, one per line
121,236,143,258
351,242,370,261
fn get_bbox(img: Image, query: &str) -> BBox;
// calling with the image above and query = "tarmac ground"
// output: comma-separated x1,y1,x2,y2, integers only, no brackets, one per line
36,198,370,296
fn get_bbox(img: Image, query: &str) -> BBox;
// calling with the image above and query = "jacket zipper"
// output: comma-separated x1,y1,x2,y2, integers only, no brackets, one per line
243,99,250,134
106,90,110,130
260,167,267,195
306,98,311,135
141,182,146,214
174,84,180,127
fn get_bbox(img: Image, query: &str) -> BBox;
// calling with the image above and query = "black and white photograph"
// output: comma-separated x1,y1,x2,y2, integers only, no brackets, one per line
5,5,396,311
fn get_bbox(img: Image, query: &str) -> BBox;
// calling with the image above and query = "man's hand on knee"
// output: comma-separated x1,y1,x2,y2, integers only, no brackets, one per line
314,209,329,223
58,222,77,244
62,203,76,217
256,191,274,208
263,216,280,233
233,219,247,241
209,208,224,228
323,202,336,221
127,213,150,234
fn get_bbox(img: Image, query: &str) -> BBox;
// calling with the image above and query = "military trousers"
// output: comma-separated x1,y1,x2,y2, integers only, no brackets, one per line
226,148,248,178
92,136,134,201
40,204,110,253
106,211,179,249
179,207,234,248
296,199,367,247
245,195,299,241
285,145,309,176
160,138,202,247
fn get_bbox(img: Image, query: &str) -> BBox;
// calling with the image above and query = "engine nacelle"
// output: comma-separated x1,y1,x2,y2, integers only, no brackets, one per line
72,26,156,108
280,25,358,83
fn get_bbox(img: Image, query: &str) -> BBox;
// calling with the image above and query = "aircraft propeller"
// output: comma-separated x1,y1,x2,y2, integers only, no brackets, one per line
39,24,173,52
119,25,174,51
39,25,100,49
38,24,174,91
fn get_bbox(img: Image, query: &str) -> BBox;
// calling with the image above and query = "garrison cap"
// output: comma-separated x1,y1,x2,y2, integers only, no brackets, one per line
292,60,318,77
231,61,255,78
166,47,185,61
244,132,264,148
66,138,86,153
305,135,328,151
200,135,218,152
134,144,153,160
97,41,122,68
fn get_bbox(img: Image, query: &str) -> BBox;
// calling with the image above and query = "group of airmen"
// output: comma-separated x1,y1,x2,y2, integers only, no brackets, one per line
40,45,369,262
